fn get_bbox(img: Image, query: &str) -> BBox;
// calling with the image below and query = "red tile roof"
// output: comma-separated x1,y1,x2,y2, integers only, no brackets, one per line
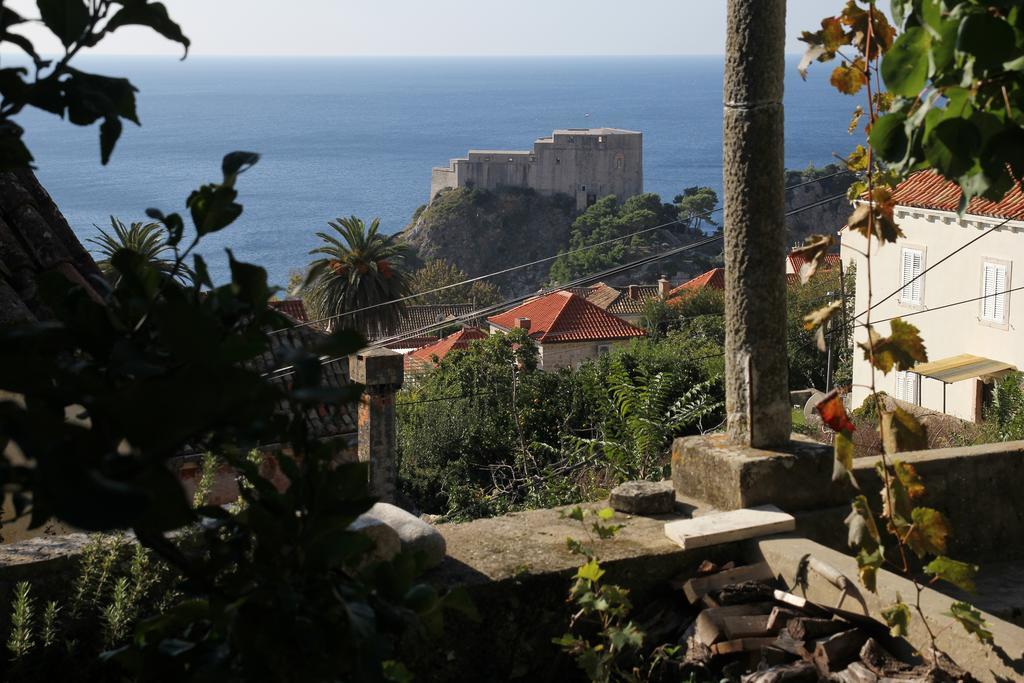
269,298,310,323
667,268,726,300
488,291,645,343
407,326,488,366
891,171,1024,220
787,252,840,275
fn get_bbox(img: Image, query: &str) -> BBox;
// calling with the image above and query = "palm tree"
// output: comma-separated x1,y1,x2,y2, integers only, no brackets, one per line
302,216,410,337
87,217,189,286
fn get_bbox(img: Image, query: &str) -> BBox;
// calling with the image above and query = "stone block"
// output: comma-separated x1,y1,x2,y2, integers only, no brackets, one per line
671,433,851,512
609,480,675,516
350,347,404,388
362,502,446,569
349,514,401,564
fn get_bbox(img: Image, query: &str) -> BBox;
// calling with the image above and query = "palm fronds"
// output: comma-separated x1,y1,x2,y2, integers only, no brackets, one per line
300,215,411,337
87,217,189,285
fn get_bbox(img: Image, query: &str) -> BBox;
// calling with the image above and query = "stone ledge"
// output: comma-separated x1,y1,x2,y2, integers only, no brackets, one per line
671,433,851,512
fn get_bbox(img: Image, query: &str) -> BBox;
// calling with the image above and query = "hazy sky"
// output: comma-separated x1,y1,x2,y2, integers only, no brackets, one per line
5,1,885,57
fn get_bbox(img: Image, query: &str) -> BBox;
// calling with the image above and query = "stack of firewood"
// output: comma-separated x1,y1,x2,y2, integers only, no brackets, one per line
661,560,974,683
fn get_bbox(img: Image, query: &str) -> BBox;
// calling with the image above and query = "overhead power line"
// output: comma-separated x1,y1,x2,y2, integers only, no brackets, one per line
272,173,854,335
853,216,1013,321
262,191,849,381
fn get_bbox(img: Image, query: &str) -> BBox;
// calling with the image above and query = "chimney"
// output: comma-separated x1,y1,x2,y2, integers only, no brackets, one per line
658,277,671,299
627,285,638,299
514,317,531,332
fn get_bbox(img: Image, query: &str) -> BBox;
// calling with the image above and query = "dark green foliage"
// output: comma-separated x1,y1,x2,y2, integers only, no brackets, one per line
548,193,690,284
787,265,855,391
398,327,725,520
877,1,1024,210
983,372,1024,442
408,259,501,306
673,186,719,231
0,154,456,681
0,0,190,166
87,217,192,286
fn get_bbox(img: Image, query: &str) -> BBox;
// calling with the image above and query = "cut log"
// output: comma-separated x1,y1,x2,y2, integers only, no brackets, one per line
766,607,800,631
715,580,777,606
683,562,774,603
830,662,878,683
785,617,846,641
740,661,818,682
811,629,868,673
694,602,774,645
722,615,775,640
711,637,777,656
664,505,796,550
772,632,812,659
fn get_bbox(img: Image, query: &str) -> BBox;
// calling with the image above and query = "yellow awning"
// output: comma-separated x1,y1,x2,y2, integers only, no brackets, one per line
912,354,1017,384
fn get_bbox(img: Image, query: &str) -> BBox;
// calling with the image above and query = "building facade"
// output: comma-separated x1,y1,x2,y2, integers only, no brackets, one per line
841,171,1024,422
430,128,643,211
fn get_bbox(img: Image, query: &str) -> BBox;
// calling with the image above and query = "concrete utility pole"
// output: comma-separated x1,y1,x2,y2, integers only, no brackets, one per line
722,0,791,447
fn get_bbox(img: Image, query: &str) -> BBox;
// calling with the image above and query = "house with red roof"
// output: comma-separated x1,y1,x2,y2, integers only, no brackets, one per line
666,268,726,304
568,278,672,325
841,170,1024,421
405,326,488,373
487,290,645,370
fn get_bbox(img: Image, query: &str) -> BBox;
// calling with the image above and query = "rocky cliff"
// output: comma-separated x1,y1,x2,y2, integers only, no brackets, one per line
401,187,576,295
784,164,856,248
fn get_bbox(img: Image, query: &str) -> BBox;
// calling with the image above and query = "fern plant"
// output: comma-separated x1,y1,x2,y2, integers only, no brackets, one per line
570,360,722,480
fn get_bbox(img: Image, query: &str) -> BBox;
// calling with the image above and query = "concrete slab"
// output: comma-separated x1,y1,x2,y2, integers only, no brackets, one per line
664,505,795,549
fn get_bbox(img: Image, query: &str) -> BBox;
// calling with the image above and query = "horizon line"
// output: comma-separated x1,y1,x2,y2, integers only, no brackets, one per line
5,51,811,59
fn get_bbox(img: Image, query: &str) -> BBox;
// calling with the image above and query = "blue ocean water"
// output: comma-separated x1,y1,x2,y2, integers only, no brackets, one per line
22,55,857,286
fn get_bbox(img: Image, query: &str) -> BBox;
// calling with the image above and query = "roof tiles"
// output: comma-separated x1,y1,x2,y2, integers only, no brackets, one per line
488,290,645,344
891,171,1024,220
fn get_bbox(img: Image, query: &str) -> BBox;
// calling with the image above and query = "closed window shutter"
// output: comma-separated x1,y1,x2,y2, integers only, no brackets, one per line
909,373,919,405
901,248,923,305
896,371,906,401
982,263,1007,322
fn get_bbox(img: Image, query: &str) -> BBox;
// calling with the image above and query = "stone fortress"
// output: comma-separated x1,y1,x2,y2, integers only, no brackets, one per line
430,128,643,211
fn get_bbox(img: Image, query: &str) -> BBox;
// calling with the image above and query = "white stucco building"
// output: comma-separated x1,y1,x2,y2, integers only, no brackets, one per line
841,171,1024,421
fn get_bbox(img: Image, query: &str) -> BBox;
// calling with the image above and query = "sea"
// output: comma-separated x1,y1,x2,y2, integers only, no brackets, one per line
21,55,858,286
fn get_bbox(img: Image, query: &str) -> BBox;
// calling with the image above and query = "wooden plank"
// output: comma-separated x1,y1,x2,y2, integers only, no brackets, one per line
664,505,795,550
722,614,774,639
682,562,774,603
710,636,777,655
766,606,800,631
694,602,774,645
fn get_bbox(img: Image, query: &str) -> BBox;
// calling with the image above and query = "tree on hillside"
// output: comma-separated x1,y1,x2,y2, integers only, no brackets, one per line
548,193,677,283
674,186,719,231
302,216,411,337
88,217,191,286
409,259,502,307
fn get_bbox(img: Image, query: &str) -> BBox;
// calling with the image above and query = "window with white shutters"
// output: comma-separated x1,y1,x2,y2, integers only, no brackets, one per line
981,261,1008,323
895,371,920,405
899,247,924,305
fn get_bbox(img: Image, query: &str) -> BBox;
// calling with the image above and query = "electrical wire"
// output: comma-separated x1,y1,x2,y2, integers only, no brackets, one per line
272,173,853,335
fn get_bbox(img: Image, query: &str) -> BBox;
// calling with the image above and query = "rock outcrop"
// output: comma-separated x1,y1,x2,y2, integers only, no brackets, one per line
400,187,575,295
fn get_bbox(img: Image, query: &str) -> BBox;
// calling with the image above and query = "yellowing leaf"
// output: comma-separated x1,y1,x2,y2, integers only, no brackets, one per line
878,461,913,523
925,556,978,593
791,234,836,285
881,598,911,637
946,601,994,644
881,407,928,454
833,431,857,487
846,494,880,551
597,507,614,521
858,320,927,374
576,559,605,583
804,301,843,351
848,203,905,243
906,507,951,558
893,460,925,500
848,106,864,134
830,59,868,95
856,547,884,593
846,144,869,171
